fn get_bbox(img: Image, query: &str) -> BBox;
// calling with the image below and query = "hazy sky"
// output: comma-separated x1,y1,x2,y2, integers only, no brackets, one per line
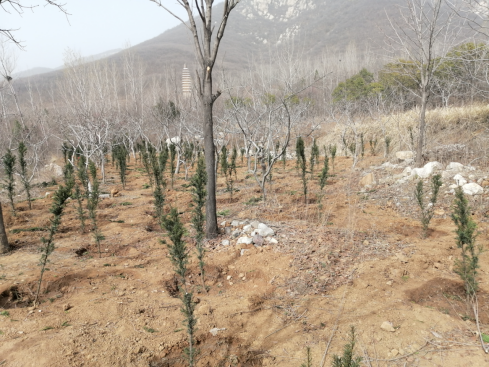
2,0,204,73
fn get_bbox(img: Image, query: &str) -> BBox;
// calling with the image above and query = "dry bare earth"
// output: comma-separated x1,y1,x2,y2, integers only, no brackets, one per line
1,154,489,367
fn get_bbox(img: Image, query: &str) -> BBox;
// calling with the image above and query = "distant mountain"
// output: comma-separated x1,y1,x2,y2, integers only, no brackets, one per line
13,67,54,79
15,0,473,89
116,0,412,73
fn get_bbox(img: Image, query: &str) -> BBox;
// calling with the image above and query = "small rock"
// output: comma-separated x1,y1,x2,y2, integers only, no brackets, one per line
240,249,250,256
63,304,72,311
253,234,264,247
220,221,227,227
250,221,260,229
99,194,110,199
454,173,467,186
391,349,399,357
395,253,408,263
363,240,369,246
381,321,396,332
386,281,393,286
243,225,252,233
209,327,226,336
396,151,414,161
433,262,442,269
237,237,253,245
231,220,239,227
238,273,245,278
462,182,483,195
446,162,464,171
45,192,52,198
110,188,120,197
269,238,278,245
226,275,232,280
359,172,376,187
221,240,230,246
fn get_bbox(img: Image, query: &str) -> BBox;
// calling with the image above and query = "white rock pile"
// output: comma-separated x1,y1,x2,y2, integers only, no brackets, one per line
219,219,278,250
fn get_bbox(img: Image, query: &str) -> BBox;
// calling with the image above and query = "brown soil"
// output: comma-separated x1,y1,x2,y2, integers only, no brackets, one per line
1,156,489,366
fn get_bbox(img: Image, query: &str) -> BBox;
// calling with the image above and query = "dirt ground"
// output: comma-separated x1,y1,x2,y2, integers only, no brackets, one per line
1,154,489,367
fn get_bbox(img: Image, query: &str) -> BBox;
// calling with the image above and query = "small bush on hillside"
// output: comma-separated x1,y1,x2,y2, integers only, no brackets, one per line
332,326,362,367
415,174,442,238
452,187,482,296
2,149,16,215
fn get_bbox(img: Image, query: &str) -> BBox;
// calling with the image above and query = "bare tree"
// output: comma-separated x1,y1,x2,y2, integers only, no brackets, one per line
1,1,68,45
149,0,240,238
385,0,461,166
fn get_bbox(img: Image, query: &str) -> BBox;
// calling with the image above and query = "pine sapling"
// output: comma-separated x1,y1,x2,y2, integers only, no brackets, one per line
161,208,197,366
150,147,165,219
87,161,104,258
384,136,392,157
159,145,169,174
190,156,207,292
297,137,308,204
231,145,238,179
319,154,329,191
140,143,154,187
18,142,32,209
415,174,442,238
113,144,128,189
300,347,312,367
169,144,176,189
34,178,74,307
329,144,337,172
452,187,482,296
2,149,16,215
369,137,378,156
310,138,319,177
332,326,362,367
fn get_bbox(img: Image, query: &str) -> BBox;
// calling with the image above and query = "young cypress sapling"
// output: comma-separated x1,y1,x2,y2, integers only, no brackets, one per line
319,154,329,191
452,187,482,296
296,137,308,204
331,326,362,367
310,138,319,176
159,145,169,175
34,178,74,307
329,144,337,172
161,208,198,366
169,144,177,189
2,149,16,215
190,156,207,292
415,174,442,238
87,161,104,257
18,142,32,209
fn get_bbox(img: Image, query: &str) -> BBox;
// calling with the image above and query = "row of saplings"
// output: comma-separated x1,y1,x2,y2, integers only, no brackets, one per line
1,140,483,365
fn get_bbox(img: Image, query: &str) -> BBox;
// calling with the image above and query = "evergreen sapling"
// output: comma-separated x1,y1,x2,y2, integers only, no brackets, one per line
34,178,74,307
17,142,32,209
415,174,442,238
452,187,482,296
2,149,16,215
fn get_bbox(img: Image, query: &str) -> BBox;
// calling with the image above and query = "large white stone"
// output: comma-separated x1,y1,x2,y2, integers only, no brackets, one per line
446,162,464,172
462,183,483,195
396,151,414,160
453,174,467,186
411,161,443,179
237,237,253,245
258,227,275,237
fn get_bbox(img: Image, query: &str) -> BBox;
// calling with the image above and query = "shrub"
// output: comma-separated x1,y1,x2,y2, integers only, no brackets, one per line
18,142,32,209
161,208,198,366
34,178,74,306
2,149,16,215
310,138,320,176
190,156,207,291
296,137,308,203
87,161,104,258
329,144,337,172
414,174,442,238
319,154,329,191
452,187,482,296
332,326,362,367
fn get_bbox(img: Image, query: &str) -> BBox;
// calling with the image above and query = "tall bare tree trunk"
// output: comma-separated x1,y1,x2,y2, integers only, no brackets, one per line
0,203,9,254
203,79,218,237
416,88,428,167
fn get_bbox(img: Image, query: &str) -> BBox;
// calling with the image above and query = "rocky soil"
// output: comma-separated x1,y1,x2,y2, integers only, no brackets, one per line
1,154,489,366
